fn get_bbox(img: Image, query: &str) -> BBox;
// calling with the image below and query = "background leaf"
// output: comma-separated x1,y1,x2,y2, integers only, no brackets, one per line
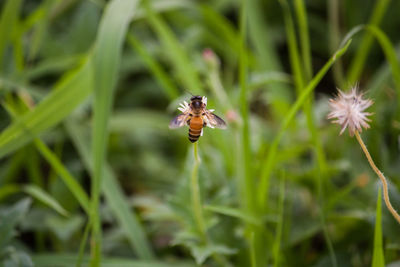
23,185,69,217
372,187,385,267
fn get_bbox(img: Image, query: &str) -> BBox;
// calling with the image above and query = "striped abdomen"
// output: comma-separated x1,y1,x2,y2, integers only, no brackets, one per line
188,116,203,143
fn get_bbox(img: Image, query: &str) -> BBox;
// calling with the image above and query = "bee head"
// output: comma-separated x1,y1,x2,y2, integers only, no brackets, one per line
190,95,203,109
190,95,202,101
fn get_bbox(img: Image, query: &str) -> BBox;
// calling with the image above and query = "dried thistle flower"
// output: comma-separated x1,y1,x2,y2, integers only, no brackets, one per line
327,86,400,224
327,86,373,136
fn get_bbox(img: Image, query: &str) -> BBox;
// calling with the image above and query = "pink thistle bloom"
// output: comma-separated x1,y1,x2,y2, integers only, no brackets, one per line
327,86,373,136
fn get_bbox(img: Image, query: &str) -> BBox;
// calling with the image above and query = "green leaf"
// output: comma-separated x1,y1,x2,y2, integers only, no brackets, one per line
364,25,400,93
248,71,292,90
0,57,93,159
347,0,392,84
144,0,202,94
46,215,84,241
200,5,240,54
22,54,82,81
204,205,262,226
32,254,194,267
372,187,385,267
65,120,154,259
0,184,69,218
273,177,285,267
293,0,313,81
0,198,31,250
191,244,236,265
2,250,34,267
33,138,90,214
341,25,400,108
128,34,179,100
0,184,20,201
109,109,172,133
23,185,69,217
0,0,23,70
257,39,352,209
90,0,141,264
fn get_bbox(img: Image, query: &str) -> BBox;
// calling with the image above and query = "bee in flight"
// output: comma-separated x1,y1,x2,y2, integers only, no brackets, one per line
169,96,227,142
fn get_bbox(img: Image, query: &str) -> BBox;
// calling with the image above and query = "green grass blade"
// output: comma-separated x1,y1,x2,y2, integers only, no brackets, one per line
372,187,385,267
247,0,291,118
77,219,92,267
204,205,261,226
144,0,202,94
1,90,90,214
279,0,305,94
294,0,312,81
133,0,192,21
127,34,179,100
65,120,155,260
248,71,292,89
257,40,352,210
239,1,262,265
328,0,345,87
90,0,140,265
0,57,93,159
239,0,253,215
0,0,23,70
250,232,256,267
23,184,69,217
272,176,285,267
102,166,154,257
200,5,240,53
26,146,43,187
247,0,281,71
288,1,335,264
347,0,391,84
23,54,83,81
364,25,400,92
190,142,206,239
0,184,20,201
341,25,400,104
27,0,53,60
33,139,90,214
32,254,194,267
12,22,25,72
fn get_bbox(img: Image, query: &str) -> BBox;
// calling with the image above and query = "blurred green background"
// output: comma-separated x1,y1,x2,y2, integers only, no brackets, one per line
1,0,400,266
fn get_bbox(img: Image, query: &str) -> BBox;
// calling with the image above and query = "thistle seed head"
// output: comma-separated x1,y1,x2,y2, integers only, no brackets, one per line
327,86,373,136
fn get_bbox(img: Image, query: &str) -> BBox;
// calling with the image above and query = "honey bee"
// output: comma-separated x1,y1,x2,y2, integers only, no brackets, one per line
169,96,227,142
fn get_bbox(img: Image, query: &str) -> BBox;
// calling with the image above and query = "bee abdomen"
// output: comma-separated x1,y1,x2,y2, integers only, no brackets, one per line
188,128,201,143
188,116,203,143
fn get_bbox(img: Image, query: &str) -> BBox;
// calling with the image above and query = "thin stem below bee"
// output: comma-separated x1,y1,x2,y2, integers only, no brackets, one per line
355,131,400,224
191,142,207,239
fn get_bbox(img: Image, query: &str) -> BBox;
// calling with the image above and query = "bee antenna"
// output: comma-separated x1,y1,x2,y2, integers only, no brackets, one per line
184,89,194,96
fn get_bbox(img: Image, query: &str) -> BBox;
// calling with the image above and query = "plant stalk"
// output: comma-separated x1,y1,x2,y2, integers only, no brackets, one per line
191,142,207,238
355,131,400,224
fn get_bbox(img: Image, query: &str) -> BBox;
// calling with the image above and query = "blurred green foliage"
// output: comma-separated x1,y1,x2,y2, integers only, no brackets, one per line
0,0,400,266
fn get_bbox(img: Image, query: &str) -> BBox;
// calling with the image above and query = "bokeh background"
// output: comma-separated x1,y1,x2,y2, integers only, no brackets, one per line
1,0,400,266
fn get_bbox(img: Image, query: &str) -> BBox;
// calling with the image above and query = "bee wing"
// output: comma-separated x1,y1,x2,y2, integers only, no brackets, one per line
204,111,227,129
169,113,190,129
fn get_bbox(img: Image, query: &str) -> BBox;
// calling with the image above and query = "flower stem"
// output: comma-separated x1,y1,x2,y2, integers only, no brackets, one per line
191,142,207,238
355,131,400,224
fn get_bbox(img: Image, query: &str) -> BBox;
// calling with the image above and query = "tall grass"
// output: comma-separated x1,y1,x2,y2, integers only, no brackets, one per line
89,0,138,265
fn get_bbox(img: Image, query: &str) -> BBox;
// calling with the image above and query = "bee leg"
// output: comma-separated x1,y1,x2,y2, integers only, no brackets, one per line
187,114,192,126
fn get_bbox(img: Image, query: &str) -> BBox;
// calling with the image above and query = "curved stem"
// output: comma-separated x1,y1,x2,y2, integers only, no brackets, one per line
191,142,207,238
355,131,400,224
